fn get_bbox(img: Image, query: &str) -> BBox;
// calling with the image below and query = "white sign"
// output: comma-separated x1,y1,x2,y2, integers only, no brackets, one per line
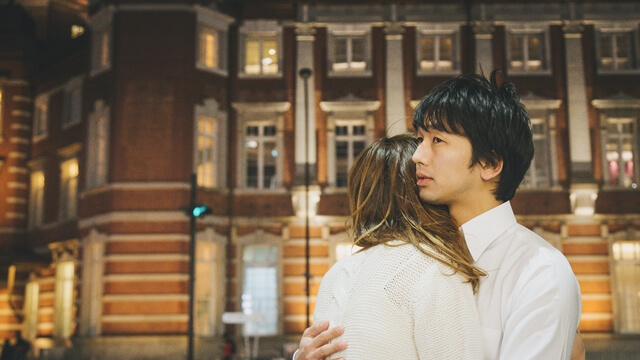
222,312,266,324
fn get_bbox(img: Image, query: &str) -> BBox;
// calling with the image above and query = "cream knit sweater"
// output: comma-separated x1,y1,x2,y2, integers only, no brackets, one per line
313,241,483,359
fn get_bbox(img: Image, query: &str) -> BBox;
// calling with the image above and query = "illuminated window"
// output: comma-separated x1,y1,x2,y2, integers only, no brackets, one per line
417,27,459,73
28,170,45,228
33,95,49,140
243,34,279,75
200,26,220,69
195,238,224,335
507,28,548,73
86,101,109,190
328,25,371,76
196,8,232,74
603,117,637,188
60,158,79,220
23,277,40,341
334,122,368,187
63,78,82,127
54,261,75,339
234,102,287,190
597,28,639,72
611,240,640,333
195,99,227,188
242,243,278,336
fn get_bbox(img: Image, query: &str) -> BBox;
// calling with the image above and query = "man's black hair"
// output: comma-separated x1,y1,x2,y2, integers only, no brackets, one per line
412,70,534,201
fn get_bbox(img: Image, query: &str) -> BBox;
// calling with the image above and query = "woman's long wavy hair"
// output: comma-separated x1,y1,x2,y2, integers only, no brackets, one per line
347,133,484,292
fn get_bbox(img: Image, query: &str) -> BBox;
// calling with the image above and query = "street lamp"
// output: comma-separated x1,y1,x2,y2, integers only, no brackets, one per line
299,67,312,328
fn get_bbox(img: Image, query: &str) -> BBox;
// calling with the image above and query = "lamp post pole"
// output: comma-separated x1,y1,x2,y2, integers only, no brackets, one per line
299,67,312,328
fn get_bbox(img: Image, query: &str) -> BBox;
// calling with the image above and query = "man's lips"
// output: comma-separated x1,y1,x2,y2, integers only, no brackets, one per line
416,173,432,186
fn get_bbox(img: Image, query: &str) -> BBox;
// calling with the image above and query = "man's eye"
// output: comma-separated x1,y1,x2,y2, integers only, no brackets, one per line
416,137,424,143
433,137,443,143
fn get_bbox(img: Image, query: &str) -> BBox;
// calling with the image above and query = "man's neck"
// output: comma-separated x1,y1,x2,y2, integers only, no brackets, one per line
450,196,503,226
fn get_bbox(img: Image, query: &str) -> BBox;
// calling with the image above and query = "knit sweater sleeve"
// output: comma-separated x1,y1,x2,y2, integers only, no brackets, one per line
413,265,484,359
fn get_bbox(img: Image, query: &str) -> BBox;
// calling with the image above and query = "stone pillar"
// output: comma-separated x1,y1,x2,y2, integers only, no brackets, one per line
473,22,494,74
384,23,407,136
294,24,317,184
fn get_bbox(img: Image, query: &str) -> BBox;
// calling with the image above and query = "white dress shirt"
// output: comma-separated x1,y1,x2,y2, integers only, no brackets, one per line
462,201,581,360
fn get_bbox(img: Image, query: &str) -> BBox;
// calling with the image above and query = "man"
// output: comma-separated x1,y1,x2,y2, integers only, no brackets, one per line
294,71,583,360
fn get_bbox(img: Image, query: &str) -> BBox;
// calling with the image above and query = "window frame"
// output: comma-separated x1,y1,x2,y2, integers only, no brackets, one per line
327,24,372,77
320,97,379,189
79,229,106,337
54,259,76,340
592,96,640,190
33,94,49,142
195,6,233,76
505,24,551,75
28,162,45,229
194,228,227,336
90,7,113,77
63,77,83,128
194,99,227,189
233,102,289,192
236,230,282,337
415,24,461,76
86,100,110,191
58,144,81,221
595,23,640,74
610,236,640,334
519,96,562,190
239,20,282,78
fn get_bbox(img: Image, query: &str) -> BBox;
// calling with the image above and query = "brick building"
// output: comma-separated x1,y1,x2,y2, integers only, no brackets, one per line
0,0,639,359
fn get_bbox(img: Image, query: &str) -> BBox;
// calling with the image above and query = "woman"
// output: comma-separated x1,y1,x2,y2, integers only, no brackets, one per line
312,134,484,359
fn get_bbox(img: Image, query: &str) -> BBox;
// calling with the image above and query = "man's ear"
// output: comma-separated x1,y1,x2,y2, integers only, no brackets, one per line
480,158,503,181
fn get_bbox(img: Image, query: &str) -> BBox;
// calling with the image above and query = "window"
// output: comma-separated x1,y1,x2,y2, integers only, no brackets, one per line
604,117,637,188
242,243,278,336
195,99,227,188
195,232,225,336
63,78,82,127
90,8,113,76
233,102,288,190
611,240,640,333
597,26,639,72
321,97,378,188
334,122,367,187
416,25,459,74
79,230,105,337
59,157,79,220
328,25,371,76
200,26,221,70
28,170,44,228
196,8,232,74
519,97,561,189
86,100,109,190
54,261,75,339
507,26,549,73
23,277,39,341
245,123,278,189
33,95,49,140
239,21,281,77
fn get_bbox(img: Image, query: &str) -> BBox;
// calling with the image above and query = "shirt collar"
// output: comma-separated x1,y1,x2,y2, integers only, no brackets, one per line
460,201,517,262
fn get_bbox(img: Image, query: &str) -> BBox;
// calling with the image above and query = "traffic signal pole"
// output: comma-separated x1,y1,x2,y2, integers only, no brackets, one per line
187,173,197,360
